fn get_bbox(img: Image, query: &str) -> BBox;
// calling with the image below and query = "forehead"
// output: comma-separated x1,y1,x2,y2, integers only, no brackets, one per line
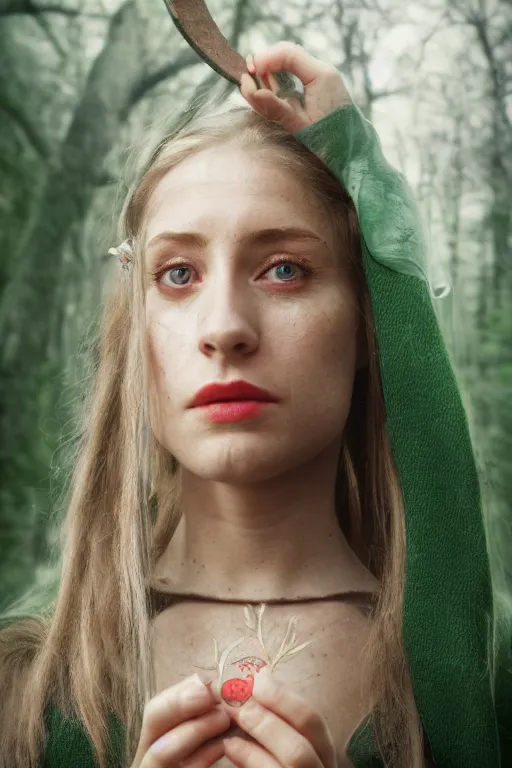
145,145,332,244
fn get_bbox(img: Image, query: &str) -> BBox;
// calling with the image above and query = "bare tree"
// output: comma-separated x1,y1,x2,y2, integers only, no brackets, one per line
0,0,246,600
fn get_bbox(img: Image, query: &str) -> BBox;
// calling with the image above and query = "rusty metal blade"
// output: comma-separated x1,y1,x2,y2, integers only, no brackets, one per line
162,0,304,102
162,0,253,86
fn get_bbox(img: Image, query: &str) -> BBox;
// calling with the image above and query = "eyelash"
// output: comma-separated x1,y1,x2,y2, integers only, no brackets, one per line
150,256,316,288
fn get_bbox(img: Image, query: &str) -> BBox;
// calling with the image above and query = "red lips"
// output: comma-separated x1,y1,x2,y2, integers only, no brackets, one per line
189,380,278,408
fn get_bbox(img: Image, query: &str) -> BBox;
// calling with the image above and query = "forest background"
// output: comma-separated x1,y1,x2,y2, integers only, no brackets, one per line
0,0,511,619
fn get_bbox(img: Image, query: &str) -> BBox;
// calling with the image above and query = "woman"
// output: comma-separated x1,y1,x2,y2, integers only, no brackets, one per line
0,43,509,768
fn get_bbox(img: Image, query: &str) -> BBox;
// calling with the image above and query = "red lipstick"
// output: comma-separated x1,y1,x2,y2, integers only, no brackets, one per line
188,380,278,423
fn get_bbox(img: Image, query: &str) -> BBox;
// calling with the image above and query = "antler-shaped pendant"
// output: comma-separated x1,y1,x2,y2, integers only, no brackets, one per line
162,0,305,102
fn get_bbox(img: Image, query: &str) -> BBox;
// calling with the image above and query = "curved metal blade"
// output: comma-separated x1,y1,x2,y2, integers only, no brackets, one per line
162,0,253,86
162,0,304,102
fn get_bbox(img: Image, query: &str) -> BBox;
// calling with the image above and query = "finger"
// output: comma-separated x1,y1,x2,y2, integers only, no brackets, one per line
179,735,226,768
253,42,330,86
245,53,273,91
240,75,290,118
239,74,309,133
246,88,296,123
223,735,282,768
147,707,230,765
138,676,217,755
241,66,277,100
251,672,336,768
229,698,323,768
240,72,259,99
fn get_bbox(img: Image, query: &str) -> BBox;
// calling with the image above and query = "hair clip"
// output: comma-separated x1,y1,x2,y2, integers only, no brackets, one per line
108,238,134,270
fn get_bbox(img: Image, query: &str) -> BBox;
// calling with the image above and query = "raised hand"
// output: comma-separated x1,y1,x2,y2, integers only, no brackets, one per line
239,41,352,135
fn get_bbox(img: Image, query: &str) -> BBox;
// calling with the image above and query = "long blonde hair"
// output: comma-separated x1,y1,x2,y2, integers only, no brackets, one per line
0,99,425,768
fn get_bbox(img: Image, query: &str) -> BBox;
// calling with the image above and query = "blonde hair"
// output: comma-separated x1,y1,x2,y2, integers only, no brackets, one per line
0,97,426,768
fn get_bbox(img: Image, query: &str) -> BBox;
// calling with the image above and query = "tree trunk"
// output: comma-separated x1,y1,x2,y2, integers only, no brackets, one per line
0,0,249,606
0,0,200,605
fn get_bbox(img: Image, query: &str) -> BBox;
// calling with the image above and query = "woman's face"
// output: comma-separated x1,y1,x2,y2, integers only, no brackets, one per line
144,145,363,483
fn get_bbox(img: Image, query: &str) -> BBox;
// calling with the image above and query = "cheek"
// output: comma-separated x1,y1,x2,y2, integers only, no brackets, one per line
147,326,165,391
280,305,358,427
146,303,178,388
275,303,358,376
146,316,180,442
146,336,164,442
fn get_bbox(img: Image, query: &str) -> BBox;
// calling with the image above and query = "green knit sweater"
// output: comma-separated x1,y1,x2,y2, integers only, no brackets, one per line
41,104,512,767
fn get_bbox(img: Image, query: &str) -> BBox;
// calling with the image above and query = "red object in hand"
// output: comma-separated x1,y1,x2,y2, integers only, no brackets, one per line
221,674,255,707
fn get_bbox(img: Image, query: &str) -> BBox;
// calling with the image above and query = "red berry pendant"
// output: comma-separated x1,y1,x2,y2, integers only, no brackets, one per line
221,673,255,706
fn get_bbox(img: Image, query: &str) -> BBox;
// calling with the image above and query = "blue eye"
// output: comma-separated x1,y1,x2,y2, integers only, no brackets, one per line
154,258,313,288
168,266,191,285
271,263,297,281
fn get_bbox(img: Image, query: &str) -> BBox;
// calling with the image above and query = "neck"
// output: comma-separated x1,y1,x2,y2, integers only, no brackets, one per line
154,441,379,601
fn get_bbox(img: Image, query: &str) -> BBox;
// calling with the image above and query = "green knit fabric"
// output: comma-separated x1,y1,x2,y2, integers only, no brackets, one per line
41,105,510,766
298,104,501,766
41,704,377,768
41,709,124,768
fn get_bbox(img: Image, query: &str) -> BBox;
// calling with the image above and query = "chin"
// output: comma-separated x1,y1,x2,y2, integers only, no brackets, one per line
183,457,283,485
176,440,294,485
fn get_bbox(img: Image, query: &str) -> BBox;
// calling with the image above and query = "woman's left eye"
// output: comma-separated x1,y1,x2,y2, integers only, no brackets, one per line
266,261,309,282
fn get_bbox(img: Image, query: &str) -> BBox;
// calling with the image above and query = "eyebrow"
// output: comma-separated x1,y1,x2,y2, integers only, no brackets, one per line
146,226,328,252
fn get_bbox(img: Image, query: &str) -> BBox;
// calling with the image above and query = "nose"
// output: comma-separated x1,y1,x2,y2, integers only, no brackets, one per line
197,278,259,359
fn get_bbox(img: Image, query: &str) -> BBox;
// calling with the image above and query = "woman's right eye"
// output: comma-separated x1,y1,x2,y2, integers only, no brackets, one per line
164,265,191,285
152,262,193,287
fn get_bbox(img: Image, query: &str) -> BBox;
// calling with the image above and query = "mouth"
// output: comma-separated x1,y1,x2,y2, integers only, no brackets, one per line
189,380,278,409
200,396,271,405
194,399,274,423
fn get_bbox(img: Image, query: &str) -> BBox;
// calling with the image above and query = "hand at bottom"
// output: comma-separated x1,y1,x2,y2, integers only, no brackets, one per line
219,669,337,768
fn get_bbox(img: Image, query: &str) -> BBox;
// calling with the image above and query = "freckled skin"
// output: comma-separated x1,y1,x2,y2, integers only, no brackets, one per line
151,596,375,765
146,143,372,604
145,145,361,488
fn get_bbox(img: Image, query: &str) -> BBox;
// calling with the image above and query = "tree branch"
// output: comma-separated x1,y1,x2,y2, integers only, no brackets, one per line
128,0,250,112
470,15,511,133
0,92,50,159
373,85,412,101
32,12,67,56
127,48,200,111
0,0,108,18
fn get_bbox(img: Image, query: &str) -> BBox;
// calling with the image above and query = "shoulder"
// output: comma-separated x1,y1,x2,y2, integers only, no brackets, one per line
43,706,125,768
42,707,96,767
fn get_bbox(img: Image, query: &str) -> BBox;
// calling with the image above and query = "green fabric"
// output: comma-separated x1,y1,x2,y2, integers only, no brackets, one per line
42,105,511,766
42,708,125,768
298,104,502,766
495,630,512,764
